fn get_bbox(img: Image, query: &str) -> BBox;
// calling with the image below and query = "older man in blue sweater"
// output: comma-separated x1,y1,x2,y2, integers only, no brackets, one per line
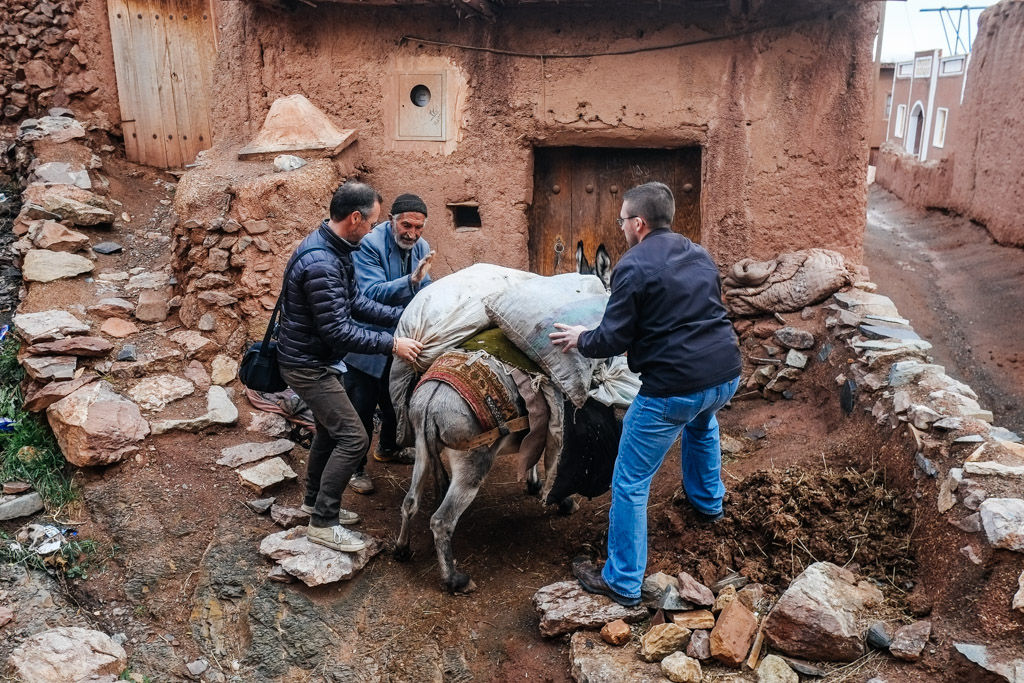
343,193,435,494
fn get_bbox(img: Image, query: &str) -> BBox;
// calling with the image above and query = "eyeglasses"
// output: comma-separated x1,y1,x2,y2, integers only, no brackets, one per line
616,216,639,227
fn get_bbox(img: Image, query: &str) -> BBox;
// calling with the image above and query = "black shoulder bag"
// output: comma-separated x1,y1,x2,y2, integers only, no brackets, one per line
239,247,327,392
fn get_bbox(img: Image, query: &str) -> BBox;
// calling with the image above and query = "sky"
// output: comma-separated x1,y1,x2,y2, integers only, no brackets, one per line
878,0,1000,62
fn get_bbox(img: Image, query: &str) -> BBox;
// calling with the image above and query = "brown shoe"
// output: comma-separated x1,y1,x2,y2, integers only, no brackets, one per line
571,558,641,607
373,447,416,464
348,471,374,495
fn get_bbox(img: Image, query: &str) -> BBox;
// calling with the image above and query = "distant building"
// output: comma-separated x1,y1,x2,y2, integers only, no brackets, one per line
883,49,971,162
869,62,895,166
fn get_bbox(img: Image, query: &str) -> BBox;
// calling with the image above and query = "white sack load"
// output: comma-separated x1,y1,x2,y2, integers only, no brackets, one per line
723,248,856,316
391,263,537,446
396,263,537,373
485,273,608,408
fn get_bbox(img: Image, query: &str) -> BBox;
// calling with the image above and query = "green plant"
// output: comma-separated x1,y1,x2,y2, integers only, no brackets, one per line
0,338,76,510
0,531,97,581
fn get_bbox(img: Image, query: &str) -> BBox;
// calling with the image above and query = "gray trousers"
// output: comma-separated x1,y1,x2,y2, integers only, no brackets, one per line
280,365,368,528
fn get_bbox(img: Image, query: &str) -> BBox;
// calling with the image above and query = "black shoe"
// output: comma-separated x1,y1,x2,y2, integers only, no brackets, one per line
570,558,641,607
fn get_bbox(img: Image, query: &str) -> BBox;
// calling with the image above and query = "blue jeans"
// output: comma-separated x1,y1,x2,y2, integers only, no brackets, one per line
602,376,740,599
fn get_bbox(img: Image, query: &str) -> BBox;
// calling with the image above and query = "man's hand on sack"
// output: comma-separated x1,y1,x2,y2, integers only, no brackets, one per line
549,323,588,352
411,250,436,286
394,336,424,363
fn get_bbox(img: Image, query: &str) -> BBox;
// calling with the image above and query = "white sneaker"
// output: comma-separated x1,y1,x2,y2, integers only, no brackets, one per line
300,504,360,525
306,524,367,552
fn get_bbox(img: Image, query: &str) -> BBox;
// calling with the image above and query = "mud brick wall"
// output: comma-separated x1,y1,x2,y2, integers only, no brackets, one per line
0,0,114,123
950,0,1024,248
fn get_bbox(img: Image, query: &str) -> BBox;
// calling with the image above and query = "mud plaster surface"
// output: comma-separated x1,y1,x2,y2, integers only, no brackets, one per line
198,0,877,274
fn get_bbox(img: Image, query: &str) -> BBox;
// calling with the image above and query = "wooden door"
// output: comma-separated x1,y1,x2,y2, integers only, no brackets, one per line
107,0,216,168
529,147,702,277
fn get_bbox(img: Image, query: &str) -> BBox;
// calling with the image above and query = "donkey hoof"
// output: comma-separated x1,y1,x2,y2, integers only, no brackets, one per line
525,479,542,496
447,571,476,594
393,545,412,562
558,496,580,516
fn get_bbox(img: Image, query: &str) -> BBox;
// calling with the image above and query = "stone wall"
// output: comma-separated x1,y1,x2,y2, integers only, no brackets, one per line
0,0,115,123
950,0,1024,247
874,142,953,210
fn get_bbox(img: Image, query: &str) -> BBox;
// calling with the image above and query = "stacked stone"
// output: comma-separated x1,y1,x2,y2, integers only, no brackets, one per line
0,0,90,121
172,215,276,351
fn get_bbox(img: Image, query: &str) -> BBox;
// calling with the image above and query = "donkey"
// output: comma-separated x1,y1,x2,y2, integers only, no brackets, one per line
393,354,574,594
392,354,521,594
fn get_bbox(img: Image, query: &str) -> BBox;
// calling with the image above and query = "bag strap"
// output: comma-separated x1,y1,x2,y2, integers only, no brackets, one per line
256,246,331,357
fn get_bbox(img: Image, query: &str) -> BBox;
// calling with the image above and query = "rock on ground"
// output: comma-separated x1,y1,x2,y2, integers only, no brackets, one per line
149,386,238,434
237,457,298,493
22,250,94,283
764,562,882,662
247,411,290,437
532,581,647,638
218,439,295,468
639,622,691,662
0,491,44,521
676,572,714,607
26,337,113,357
569,631,665,683
758,654,799,683
686,629,711,660
710,599,758,667
127,375,194,411
258,526,382,587
889,621,931,661
23,374,99,412
46,381,150,467
979,498,1024,551
14,310,90,344
670,610,716,630
600,619,631,646
660,652,702,683
7,626,127,682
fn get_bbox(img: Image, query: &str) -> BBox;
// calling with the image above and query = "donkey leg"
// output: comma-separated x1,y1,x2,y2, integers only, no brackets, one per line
430,447,496,594
525,464,542,496
394,418,435,561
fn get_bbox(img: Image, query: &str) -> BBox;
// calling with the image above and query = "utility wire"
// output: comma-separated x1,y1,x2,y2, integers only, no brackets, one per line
400,11,835,60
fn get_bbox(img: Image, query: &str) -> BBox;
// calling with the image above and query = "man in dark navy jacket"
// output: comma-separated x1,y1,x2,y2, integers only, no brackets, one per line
342,193,434,494
277,181,423,553
550,181,741,606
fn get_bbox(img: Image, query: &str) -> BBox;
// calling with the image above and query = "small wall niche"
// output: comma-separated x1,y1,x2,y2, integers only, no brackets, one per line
448,202,481,232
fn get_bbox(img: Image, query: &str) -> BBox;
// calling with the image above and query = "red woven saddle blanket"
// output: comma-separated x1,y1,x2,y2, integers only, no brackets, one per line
416,350,521,431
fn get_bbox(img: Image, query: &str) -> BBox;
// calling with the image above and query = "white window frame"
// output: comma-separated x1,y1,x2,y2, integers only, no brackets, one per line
884,93,892,119
897,62,914,78
941,57,965,76
894,104,907,138
933,107,949,148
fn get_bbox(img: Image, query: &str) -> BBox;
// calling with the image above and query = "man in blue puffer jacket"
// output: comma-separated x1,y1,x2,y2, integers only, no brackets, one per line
342,193,434,495
278,181,423,553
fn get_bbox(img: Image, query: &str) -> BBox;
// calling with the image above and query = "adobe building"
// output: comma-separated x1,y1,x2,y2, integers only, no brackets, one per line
868,62,895,167
6,0,880,350
875,0,1024,247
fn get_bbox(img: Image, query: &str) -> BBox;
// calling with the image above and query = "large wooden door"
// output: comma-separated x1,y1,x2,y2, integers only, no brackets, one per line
530,147,701,276
107,0,216,168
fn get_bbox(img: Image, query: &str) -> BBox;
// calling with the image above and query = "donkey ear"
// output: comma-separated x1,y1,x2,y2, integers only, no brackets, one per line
595,244,612,289
575,240,590,274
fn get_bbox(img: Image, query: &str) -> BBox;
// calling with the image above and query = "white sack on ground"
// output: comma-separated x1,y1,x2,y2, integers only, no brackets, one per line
485,273,607,408
723,248,856,316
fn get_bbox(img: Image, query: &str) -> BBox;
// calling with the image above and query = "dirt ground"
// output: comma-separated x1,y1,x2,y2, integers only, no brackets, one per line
865,184,1024,434
3,169,1021,682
